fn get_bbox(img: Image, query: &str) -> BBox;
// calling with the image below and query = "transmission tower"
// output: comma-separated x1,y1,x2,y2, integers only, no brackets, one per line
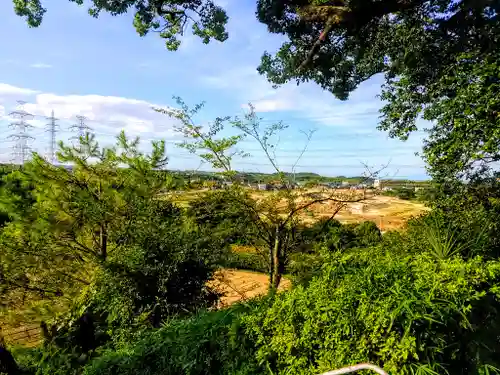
46,110,59,164
70,115,92,144
8,101,34,165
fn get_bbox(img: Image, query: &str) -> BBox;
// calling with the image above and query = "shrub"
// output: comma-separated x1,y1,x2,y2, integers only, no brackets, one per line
244,247,500,375
287,251,324,285
404,206,496,260
187,189,259,245
353,221,381,247
44,245,500,375
82,303,264,375
222,251,267,273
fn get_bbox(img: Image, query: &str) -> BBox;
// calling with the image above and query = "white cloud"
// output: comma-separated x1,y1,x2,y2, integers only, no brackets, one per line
202,63,386,130
0,83,39,98
0,83,183,145
0,83,197,167
30,63,53,69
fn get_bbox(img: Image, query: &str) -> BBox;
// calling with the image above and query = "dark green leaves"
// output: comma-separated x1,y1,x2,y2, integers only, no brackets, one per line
13,0,229,51
12,0,46,27
256,0,500,179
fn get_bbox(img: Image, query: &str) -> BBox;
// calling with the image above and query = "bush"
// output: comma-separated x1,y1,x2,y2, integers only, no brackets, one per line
222,251,267,273
187,189,259,245
353,221,381,247
32,200,229,358
76,218,227,333
40,245,500,375
82,303,264,375
244,247,500,375
287,252,324,285
403,205,498,260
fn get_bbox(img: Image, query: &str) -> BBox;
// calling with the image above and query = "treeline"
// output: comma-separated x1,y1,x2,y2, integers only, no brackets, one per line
169,170,377,186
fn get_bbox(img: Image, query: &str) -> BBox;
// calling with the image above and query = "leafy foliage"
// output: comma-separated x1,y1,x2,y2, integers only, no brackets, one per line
187,189,259,244
1,132,226,356
1,132,171,306
384,50,500,180
43,242,500,375
223,251,268,273
12,0,228,50
80,303,264,375
244,247,500,375
257,0,500,179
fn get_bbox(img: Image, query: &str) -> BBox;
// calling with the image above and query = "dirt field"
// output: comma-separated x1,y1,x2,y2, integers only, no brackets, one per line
174,188,428,231
209,269,290,308
305,194,429,231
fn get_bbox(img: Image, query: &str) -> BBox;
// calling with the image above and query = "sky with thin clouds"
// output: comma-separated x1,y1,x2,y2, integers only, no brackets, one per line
0,0,428,178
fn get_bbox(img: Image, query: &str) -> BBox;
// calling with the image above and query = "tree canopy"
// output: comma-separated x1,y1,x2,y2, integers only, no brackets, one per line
256,0,500,178
12,0,228,50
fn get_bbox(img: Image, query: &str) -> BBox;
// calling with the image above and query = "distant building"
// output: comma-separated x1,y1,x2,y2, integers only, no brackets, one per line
341,180,350,187
373,179,381,189
257,183,270,191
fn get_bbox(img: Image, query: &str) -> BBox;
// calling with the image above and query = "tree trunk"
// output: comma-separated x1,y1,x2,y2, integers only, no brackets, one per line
100,222,108,261
268,242,274,288
270,225,284,292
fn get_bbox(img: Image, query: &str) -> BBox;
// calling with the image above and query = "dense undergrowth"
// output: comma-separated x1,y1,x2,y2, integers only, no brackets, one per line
13,233,500,375
2,137,500,375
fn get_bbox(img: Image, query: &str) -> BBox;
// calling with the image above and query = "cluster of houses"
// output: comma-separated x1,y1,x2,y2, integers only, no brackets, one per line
222,181,297,191
314,181,371,190
203,178,423,192
215,179,372,191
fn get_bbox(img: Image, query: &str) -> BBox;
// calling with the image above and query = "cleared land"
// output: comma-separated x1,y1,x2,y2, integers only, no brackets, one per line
174,188,428,231
210,269,290,307
305,194,429,231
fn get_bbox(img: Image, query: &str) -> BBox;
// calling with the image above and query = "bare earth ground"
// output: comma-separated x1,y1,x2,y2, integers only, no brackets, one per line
3,269,288,346
247,189,428,231
305,194,429,231
170,188,428,232
209,269,291,308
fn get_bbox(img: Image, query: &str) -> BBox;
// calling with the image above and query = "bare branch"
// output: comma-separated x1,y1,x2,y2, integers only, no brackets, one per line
292,129,317,182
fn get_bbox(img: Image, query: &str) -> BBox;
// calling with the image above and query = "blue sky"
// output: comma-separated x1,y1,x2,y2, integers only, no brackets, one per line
0,0,428,178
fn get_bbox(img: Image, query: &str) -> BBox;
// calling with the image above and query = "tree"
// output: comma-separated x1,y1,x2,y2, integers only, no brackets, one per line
188,189,259,244
0,131,172,308
256,0,500,178
157,97,368,290
12,0,228,50
416,51,500,180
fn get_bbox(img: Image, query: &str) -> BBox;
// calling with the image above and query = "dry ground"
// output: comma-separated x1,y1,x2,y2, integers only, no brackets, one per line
304,194,429,231
3,269,289,346
209,269,290,308
174,188,428,232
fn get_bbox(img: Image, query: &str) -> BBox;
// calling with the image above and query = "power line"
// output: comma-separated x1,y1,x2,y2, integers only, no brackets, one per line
69,115,92,143
0,111,429,139
8,101,34,165
46,110,59,164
